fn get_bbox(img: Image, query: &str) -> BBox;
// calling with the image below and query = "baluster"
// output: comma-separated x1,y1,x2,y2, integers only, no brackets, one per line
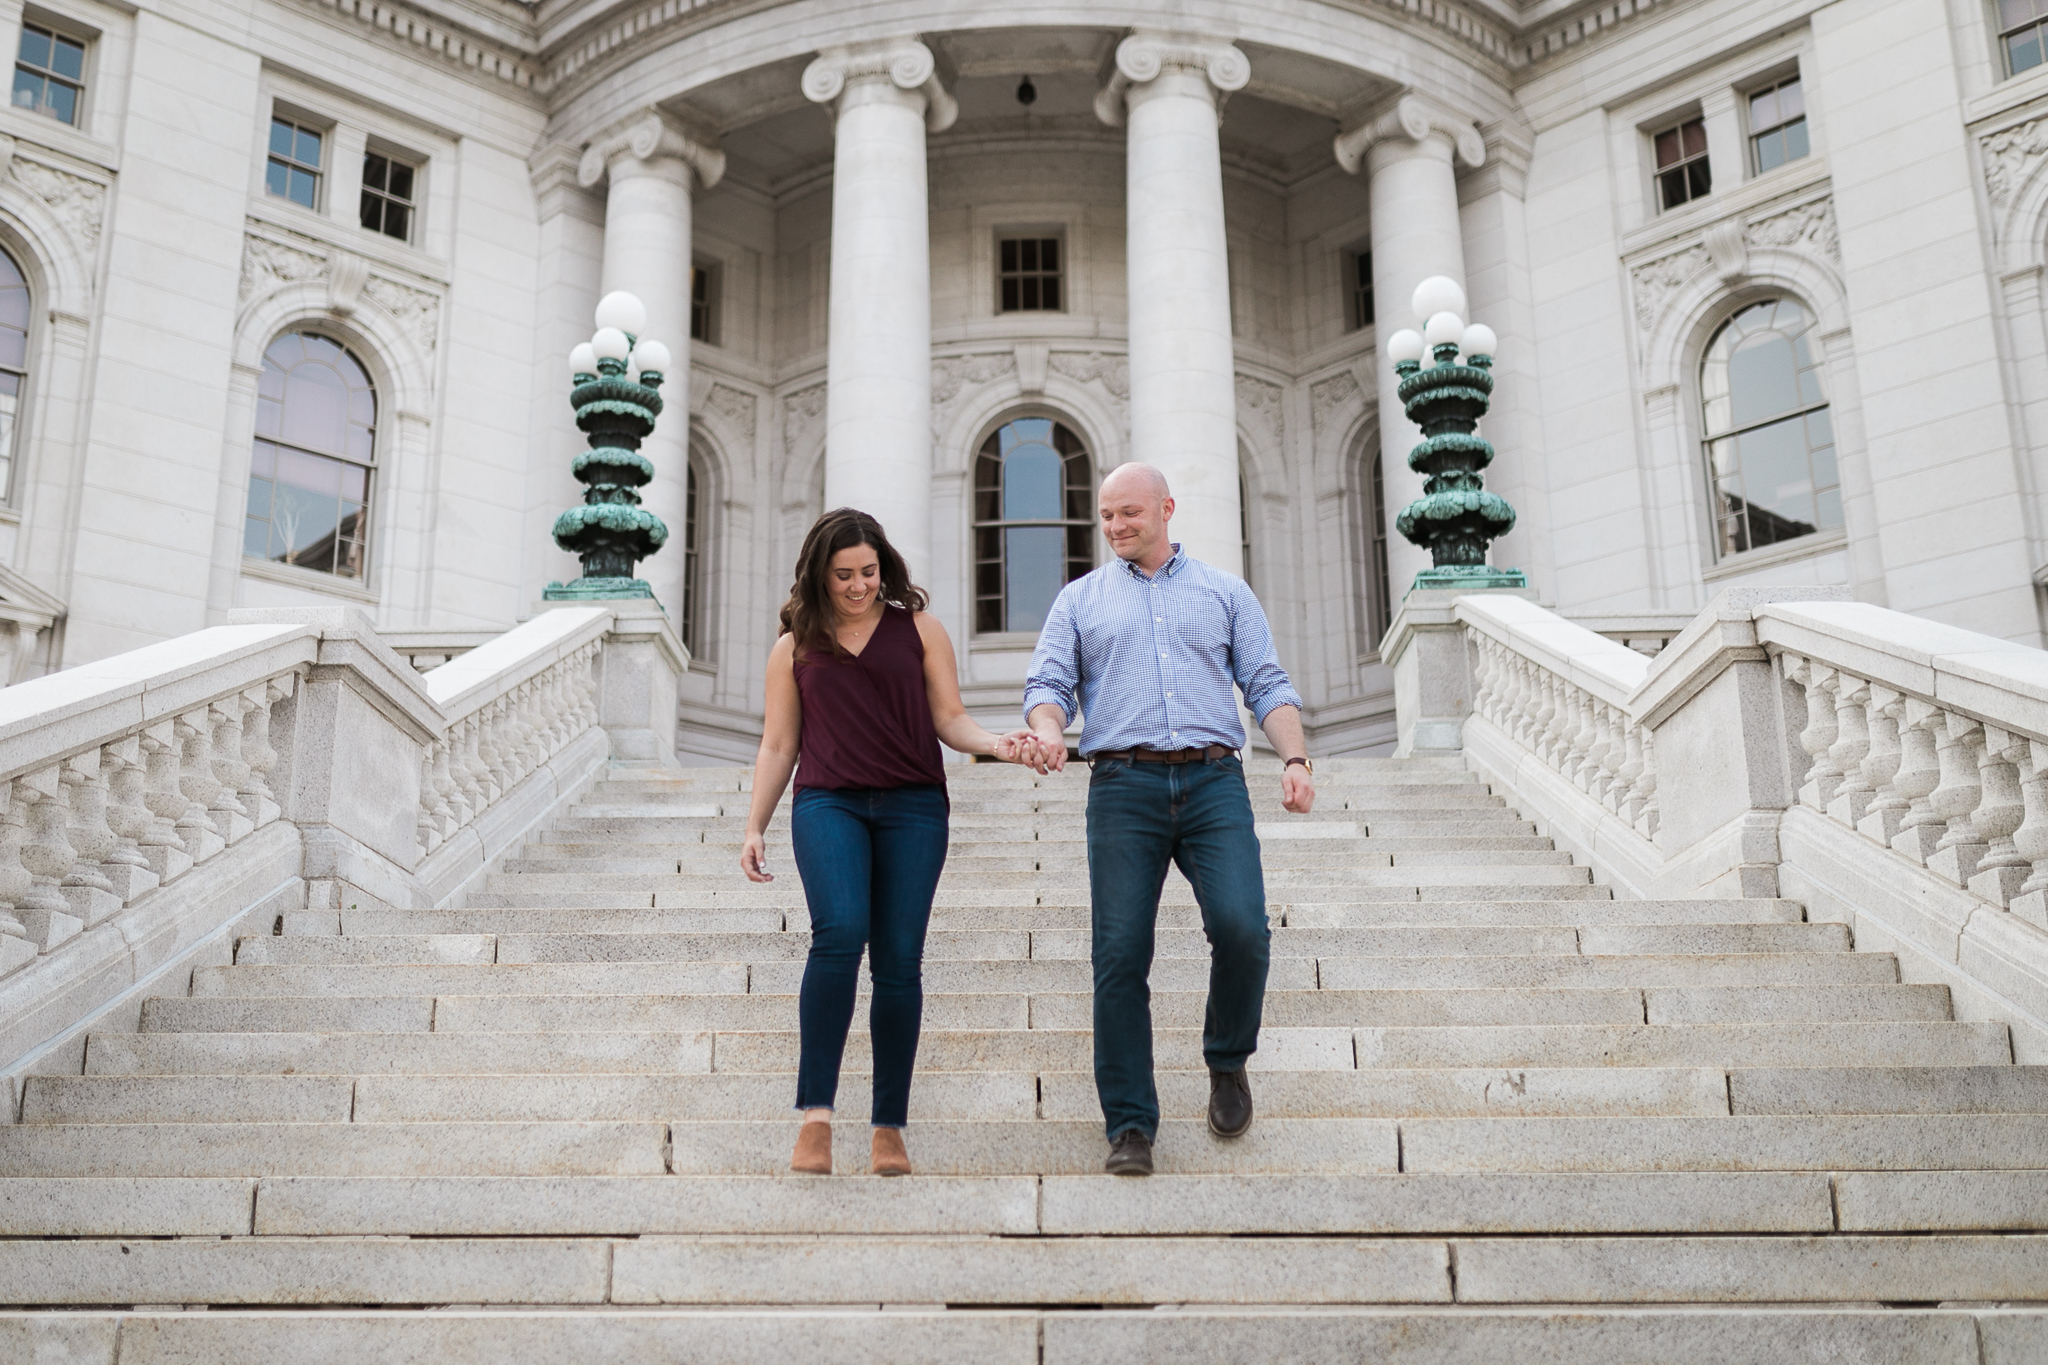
1927,713,1988,886
1889,699,1950,864
59,751,119,927
417,748,443,855
174,709,226,864
1472,638,1499,727
1824,674,1874,826
1966,725,2032,905
1532,670,1561,764
453,716,488,825
1635,727,1660,838
240,682,283,827
2011,738,2048,930
138,723,194,884
100,737,158,903
1786,657,1842,808
511,682,542,781
0,778,33,972
1577,698,1613,797
475,702,508,800
207,700,254,843
1599,706,1630,811
16,766,80,949
1855,687,1911,845
1616,720,1647,823
575,643,601,733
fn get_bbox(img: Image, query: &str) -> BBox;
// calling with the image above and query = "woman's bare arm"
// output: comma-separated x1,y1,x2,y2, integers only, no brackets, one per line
915,612,1035,762
740,634,801,881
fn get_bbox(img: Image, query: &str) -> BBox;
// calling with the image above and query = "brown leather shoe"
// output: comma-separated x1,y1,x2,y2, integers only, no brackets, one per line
871,1127,912,1176
790,1120,832,1174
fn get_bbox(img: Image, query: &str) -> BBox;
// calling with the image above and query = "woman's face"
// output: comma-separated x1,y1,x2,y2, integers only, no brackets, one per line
825,543,882,620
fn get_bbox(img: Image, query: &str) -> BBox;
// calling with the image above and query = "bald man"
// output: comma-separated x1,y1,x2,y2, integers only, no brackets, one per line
1024,462,1315,1176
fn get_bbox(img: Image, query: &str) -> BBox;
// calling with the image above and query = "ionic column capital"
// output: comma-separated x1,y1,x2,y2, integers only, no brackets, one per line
577,108,726,191
1095,30,1249,127
1333,92,1486,176
803,38,958,134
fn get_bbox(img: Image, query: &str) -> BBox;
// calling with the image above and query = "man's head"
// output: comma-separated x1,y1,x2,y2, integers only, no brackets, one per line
1098,463,1175,570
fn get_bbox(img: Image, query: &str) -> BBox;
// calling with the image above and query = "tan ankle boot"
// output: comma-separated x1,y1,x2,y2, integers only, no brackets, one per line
791,1120,832,1175
871,1127,911,1176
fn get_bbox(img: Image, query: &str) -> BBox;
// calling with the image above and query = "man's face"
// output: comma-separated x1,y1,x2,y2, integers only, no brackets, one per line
1098,480,1172,563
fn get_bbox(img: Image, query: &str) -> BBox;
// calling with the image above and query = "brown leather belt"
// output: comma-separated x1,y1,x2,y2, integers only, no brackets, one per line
1089,744,1235,764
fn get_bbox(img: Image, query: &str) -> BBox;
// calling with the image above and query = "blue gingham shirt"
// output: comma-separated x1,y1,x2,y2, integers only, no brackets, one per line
1024,545,1302,756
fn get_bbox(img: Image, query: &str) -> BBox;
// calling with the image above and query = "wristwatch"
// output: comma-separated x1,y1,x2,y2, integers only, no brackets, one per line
1285,756,1314,776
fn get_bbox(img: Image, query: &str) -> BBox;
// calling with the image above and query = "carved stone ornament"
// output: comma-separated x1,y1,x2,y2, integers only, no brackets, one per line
9,155,107,253
1095,31,1250,128
1629,195,1840,332
1309,371,1362,434
576,108,725,191
705,382,757,445
1333,93,1488,176
781,382,827,457
803,39,958,134
1630,245,1710,333
931,352,1017,439
1746,197,1840,263
1983,116,2048,209
1235,374,1284,448
1047,351,1130,400
238,231,444,358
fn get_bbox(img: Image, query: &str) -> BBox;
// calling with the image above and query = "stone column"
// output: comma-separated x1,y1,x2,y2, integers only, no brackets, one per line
577,110,724,626
1335,94,1487,597
804,39,956,584
1096,31,1250,577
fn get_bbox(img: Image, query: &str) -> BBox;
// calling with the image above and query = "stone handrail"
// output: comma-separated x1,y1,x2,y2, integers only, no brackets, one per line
379,630,501,673
415,609,607,859
1392,585,2048,1056
0,623,317,975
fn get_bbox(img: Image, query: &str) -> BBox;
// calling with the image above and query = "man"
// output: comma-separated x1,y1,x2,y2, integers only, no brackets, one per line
1024,462,1315,1176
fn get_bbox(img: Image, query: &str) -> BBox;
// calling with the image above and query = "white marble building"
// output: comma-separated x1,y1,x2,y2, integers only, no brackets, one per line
0,0,2040,759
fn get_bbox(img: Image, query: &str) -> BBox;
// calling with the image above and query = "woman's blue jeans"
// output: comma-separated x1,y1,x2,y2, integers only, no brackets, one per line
1087,754,1270,1142
790,784,949,1128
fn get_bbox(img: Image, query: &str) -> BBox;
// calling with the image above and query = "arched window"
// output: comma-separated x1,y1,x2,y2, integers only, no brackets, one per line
0,247,30,500
1239,470,1254,591
1701,297,1837,557
1361,446,1392,651
973,417,1093,634
245,331,376,581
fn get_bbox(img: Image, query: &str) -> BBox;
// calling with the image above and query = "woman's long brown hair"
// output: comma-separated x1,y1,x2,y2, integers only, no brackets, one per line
779,508,929,660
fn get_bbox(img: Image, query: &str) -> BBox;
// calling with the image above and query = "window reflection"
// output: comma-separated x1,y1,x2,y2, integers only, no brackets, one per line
973,418,1093,634
245,332,376,580
1700,297,1839,557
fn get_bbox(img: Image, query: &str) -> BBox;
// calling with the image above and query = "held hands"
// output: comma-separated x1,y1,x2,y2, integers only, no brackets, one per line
740,831,774,883
1280,764,1316,815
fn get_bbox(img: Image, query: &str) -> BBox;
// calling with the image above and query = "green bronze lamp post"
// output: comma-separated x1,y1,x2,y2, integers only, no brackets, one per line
1385,275,1526,591
544,290,672,602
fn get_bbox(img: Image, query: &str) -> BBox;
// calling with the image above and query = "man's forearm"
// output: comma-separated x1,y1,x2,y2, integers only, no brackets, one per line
1259,704,1308,762
1028,702,1068,740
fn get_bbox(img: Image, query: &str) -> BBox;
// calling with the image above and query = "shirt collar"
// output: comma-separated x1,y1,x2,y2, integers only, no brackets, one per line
1120,544,1186,582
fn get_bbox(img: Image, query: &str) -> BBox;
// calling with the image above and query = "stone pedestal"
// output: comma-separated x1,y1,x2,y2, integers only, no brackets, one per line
1382,586,1537,757
548,597,689,768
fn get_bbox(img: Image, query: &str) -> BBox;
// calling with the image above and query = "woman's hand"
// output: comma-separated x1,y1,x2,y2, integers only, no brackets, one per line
740,831,774,882
993,730,1043,767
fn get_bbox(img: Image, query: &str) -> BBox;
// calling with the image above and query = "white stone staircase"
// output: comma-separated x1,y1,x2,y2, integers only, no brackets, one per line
2,756,2045,1361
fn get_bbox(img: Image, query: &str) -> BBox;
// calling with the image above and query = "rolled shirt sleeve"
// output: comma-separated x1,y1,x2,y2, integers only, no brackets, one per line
1023,586,1081,728
1228,578,1304,724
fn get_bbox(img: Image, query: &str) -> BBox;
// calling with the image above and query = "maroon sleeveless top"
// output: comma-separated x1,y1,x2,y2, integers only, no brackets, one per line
793,605,947,791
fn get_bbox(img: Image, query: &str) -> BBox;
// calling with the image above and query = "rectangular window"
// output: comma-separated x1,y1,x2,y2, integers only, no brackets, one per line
13,22,83,125
359,151,416,242
1653,116,1711,211
266,116,324,210
2002,0,2048,75
998,236,1062,312
1346,248,1374,331
1748,78,1809,173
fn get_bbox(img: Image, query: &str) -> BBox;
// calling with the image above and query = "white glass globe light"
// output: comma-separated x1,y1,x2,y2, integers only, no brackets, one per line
1411,275,1467,322
594,291,647,335
569,342,599,376
591,327,631,362
632,338,672,375
1386,329,1427,364
1423,311,1465,349
1460,323,1499,359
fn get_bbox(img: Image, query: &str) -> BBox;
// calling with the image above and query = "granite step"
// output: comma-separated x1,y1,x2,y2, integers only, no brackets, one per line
0,1122,670,1177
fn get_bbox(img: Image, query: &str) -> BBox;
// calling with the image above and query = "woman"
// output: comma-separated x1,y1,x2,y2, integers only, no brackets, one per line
741,507,1038,1177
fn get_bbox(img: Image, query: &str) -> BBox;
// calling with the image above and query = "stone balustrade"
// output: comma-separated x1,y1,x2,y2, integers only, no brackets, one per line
1390,584,2048,1057
0,602,680,1087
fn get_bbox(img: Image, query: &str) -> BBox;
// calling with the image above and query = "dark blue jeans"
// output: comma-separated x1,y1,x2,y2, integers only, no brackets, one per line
790,784,948,1128
1087,754,1270,1141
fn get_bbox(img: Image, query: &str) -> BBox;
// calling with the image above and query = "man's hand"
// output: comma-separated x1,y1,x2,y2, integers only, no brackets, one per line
1026,704,1069,774
1280,764,1315,814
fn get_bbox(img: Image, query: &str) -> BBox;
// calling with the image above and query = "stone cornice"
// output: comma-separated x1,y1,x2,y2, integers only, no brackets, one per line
1093,30,1251,128
290,0,543,97
575,108,726,190
1333,92,1487,175
802,38,958,134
